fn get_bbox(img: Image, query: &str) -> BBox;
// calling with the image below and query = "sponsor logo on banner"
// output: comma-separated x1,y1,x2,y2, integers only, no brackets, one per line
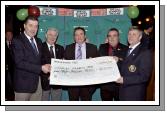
107,8,124,15
91,9,107,16
58,8,73,16
39,7,56,16
74,10,90,18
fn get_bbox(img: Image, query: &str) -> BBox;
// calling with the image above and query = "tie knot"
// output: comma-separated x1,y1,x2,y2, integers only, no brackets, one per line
78,45,82,49
30,38,34,42
9,41,11,45
126,47,132,57
50,46,53,49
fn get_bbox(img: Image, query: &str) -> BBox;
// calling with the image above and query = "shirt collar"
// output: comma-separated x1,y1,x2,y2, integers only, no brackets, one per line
129,42,141,50
76,42,86,47
24,31,33,40
144,30,149,35
108,43,118,49
47,42,55,48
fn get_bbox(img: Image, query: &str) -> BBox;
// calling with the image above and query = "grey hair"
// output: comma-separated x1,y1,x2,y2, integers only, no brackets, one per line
46,27,59,36
128,26,142,36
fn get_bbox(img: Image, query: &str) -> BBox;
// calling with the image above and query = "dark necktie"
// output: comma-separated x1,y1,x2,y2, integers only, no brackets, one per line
76,45,82,59
30,38,38,55
50,46,55,58
126,48,132,57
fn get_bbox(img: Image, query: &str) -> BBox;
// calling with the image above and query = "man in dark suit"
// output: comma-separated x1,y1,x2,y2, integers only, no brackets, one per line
41,28,64,101
64,27,99,101
5,31,15,100
141,24,154,49
12,16,50,101
99,28,128,101
116,26,153,101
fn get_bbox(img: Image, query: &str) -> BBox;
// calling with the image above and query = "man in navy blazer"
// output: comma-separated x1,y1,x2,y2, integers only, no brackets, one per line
116,26,153,101
12,16,50,101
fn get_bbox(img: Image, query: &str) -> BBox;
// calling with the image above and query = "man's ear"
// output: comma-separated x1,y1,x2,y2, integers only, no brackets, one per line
84,36,87,41
24,24,26,29
45,34,47,39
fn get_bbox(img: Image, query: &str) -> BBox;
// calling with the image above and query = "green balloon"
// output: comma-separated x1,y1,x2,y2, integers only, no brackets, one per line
127,6,139,19
16,9,28,21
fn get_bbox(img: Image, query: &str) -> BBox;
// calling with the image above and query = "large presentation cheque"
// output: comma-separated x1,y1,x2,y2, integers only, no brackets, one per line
50,56,120,86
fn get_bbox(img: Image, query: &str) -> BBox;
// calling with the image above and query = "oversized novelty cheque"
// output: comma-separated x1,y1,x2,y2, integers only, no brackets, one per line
50,56,120,86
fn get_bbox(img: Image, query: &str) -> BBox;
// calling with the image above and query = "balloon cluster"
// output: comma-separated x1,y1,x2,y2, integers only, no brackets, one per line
17,6,139,20
16,6,40,21
127,6,139,19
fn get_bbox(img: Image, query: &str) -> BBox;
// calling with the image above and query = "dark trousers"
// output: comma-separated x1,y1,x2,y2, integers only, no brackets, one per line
100,83,119,101
68,86,96,101
5,71,14,101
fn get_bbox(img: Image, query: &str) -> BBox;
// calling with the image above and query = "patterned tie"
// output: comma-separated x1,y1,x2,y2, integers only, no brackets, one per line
126,48,132,57
50,46,55,58
30,38,38,55
76,44,82,59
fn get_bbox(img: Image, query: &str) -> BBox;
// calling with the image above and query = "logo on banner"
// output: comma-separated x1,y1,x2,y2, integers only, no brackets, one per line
74,10,90,18
107,8,124,15
40,7,56,16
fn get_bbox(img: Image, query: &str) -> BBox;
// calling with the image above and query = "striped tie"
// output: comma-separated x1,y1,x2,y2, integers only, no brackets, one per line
76,45,82,59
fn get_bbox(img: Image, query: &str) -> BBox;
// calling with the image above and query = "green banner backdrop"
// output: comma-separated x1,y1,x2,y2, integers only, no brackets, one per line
37,6,132,101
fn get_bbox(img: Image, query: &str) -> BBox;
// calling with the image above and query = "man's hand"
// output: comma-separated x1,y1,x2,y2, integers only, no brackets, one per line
42,64,51,74
112,56,119,62
116,76,123,84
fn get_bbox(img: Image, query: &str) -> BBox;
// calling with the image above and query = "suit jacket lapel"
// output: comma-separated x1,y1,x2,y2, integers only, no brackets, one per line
86,43,88,58
104,43,109,56
21,33,40,56
34,37,41,56
72,43,75,59
43,42,51,58
21,33,37,56
54,44,59,58
124,44,141,63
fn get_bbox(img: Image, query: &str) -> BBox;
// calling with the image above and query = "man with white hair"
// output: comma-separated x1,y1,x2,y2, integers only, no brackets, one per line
41,28,64,101
116,26,153,101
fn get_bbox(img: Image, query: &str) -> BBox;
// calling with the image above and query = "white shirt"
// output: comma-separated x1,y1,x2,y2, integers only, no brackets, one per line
24,31,39,53
6,40,11,48
47,42,56,58
129,42,141,54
